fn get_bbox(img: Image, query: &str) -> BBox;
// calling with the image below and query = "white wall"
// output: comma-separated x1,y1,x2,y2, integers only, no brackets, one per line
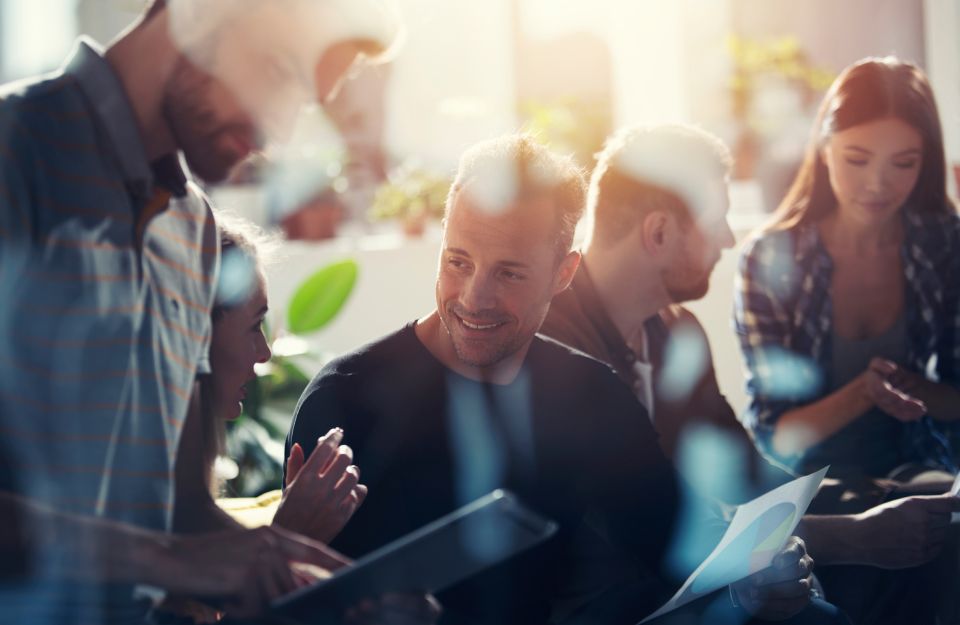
925,0,960,200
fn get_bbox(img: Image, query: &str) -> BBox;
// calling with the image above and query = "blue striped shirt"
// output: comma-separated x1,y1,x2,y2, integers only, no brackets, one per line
0,38,218,624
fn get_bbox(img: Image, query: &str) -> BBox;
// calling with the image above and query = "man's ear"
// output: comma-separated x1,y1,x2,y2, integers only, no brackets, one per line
641,210,678,258
554,250,581,294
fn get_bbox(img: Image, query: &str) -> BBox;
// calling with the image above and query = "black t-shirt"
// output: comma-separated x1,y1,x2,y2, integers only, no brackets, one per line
286,322,682,624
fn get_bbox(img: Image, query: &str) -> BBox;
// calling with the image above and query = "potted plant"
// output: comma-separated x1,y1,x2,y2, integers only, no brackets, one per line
368,166,450,237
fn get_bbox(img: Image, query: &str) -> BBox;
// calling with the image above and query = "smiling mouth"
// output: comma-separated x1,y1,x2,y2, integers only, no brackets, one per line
453,312,506,332
462,319,502,330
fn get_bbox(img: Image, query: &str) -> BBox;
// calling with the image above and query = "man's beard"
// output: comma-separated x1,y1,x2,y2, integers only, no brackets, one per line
663,269,710,304
161,61,252,183
441,304,523,370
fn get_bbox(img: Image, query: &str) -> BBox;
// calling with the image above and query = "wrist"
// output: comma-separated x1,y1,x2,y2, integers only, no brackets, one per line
799,515,865,566
136,531,181,590
854,373,875,411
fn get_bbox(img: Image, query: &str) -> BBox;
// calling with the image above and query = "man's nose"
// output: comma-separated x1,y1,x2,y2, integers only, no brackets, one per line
460,274,496,311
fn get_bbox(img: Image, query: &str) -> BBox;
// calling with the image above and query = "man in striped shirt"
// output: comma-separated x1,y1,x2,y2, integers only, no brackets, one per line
0,1,404,622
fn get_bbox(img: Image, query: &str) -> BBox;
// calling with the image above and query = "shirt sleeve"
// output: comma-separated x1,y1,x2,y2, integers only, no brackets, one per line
732,234,810,470
195,202,219,377
0,107,37,248
935,214,960,387
284,375,352,488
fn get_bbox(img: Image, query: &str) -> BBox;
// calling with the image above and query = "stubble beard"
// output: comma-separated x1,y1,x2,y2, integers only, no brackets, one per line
161,61,237,183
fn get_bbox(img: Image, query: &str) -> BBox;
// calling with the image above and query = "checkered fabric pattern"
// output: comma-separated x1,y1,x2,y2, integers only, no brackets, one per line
733,205,960,473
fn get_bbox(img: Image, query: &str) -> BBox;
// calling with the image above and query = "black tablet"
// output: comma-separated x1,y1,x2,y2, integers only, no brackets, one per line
271,489,557,622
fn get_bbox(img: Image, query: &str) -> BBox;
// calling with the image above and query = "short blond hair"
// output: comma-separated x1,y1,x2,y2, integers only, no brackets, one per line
447,134,586,259
587,124,731,245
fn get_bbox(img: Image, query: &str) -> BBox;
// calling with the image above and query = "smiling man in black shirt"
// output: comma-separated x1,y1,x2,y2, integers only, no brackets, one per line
286,134,831,625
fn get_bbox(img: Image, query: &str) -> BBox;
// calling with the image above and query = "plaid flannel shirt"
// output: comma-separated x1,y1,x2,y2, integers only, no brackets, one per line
733,205,960,474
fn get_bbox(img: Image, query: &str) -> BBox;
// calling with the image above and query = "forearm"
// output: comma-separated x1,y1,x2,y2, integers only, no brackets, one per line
1,490,174,586
794,514,866,566
772,374,872,456
173,384,241,533
910,378,960,422
175,491,245,533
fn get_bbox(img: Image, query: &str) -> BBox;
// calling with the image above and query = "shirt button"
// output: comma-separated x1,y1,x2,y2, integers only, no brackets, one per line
624,351,636,363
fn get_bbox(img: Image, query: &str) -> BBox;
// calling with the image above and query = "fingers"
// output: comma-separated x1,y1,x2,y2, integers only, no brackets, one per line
345,593,442,625
298,428,345,482
270,526,352,570
758,553,813,586
776,536,805,564
355,483,369,508
378,592,444,624
286,443,305,487
332,465,361,502
318,445,354,491
755,575,811,602
876,381,926,421
869,358,898,376
911,494,960,526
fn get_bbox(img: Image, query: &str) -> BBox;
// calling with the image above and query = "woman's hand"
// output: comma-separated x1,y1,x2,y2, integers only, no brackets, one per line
864,358,926,422
273,428,368,543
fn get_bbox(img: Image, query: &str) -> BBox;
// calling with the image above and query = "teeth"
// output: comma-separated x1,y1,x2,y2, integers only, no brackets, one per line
462,319,499,330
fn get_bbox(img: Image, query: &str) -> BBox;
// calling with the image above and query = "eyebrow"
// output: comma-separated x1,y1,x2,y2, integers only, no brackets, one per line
445,247,530,269
842,146,922,157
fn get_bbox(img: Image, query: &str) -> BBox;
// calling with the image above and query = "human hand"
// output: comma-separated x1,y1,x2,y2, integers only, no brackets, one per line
731,536,813,621
157,524,350,619
274,428,368,543
344,593,443,625
864,358,926,422
853,494,960,569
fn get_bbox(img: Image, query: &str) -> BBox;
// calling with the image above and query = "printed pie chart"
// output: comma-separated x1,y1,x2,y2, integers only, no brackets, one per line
682,501,797,599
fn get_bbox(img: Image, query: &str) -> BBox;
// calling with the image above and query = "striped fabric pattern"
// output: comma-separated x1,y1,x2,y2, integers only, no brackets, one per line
0,39,218,624
733,205,960,474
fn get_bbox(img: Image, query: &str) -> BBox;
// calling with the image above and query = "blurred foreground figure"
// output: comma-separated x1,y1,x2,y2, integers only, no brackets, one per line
541,123,960,625
0,1,405,623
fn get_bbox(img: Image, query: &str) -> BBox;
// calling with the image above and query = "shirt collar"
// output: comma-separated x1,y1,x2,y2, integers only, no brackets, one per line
570,262,639,369
62,37,155,199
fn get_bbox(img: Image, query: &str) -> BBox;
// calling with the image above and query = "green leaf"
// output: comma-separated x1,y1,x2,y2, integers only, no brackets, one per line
287,259,358,335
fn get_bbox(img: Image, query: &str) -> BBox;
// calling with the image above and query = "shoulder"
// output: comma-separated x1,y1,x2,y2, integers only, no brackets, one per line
1,74,82,161
905,208,960,271
291,325,421,432
302,324,420,392
738,227,801,270
906,207,960,243
0,73,88,134
541,287,594,350
529,334,632,397
533,333,614,370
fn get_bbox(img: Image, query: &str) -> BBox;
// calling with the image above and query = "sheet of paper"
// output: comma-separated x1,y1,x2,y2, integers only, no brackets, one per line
639,466,829,624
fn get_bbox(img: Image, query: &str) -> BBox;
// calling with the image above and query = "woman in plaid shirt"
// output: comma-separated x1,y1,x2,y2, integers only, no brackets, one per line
734,57,960,481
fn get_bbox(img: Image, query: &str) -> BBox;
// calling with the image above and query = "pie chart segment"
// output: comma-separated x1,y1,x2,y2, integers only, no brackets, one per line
686,502,797,597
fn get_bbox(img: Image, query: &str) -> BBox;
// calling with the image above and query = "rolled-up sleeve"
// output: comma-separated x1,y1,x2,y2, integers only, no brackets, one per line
733,234,813,469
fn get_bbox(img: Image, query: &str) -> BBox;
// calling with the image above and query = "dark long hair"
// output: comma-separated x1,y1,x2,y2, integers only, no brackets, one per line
766,57,954,232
